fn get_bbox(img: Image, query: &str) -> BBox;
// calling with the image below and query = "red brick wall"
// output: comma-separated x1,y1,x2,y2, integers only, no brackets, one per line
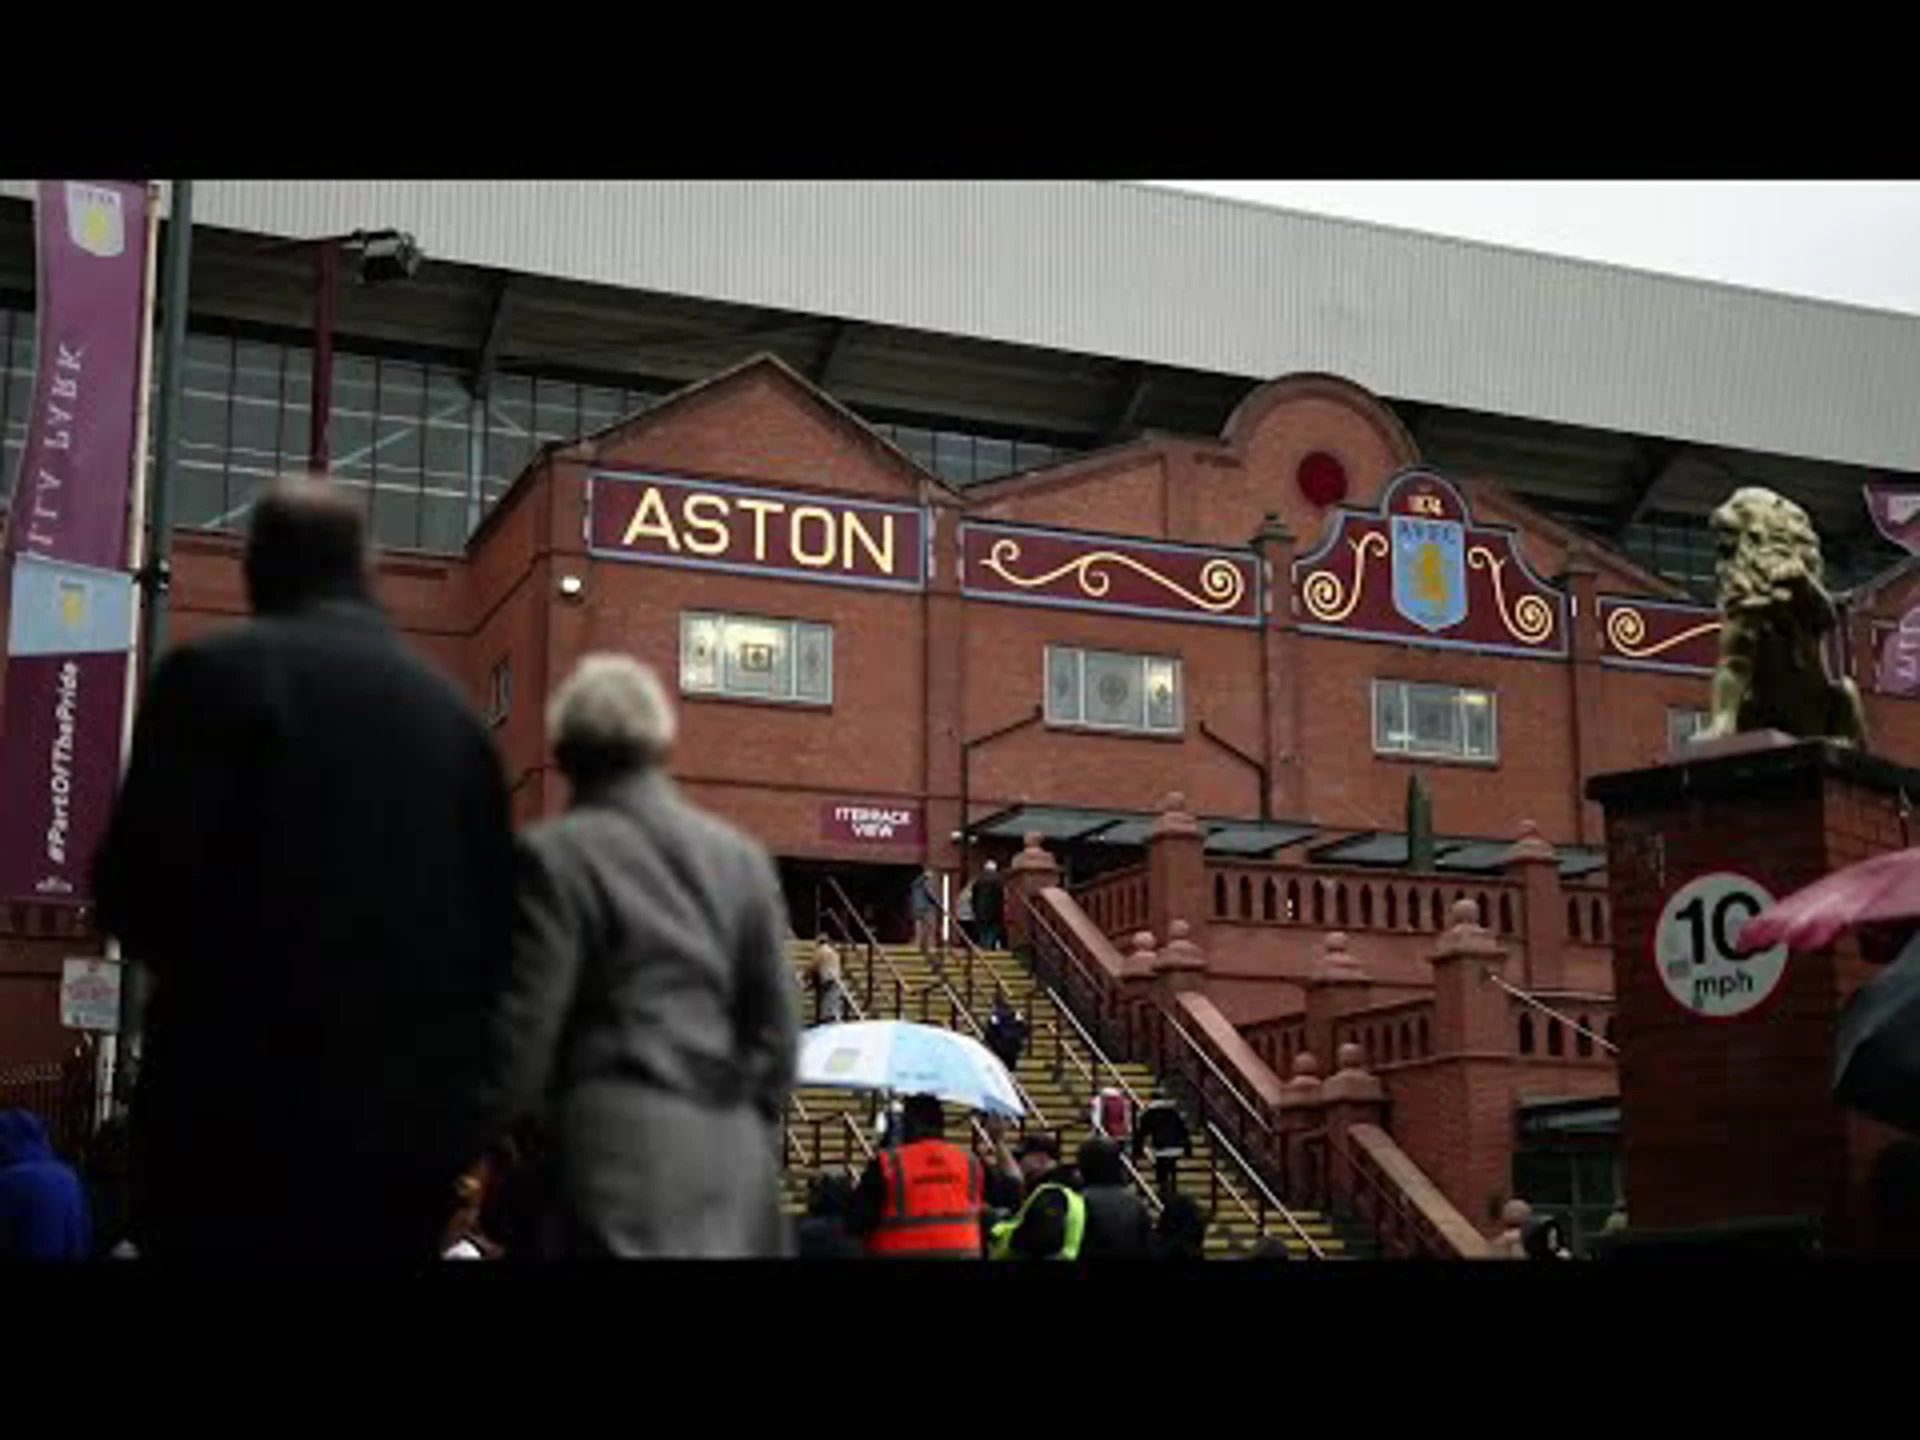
961,603,1262,824
1597,753,1908,1247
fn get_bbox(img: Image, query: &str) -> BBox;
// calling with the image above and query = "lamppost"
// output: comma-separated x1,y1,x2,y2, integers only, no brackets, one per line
305,229,423,473
958,706,1045,886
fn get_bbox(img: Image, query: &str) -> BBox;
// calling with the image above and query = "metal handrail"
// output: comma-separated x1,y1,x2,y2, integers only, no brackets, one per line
1022,889,1274,1142
1322,1131,1457,1260
823,875,912,1020
786,1094,819,1171
1203,1107,1325,1259
815,878,1057,1150
1487,973,1619,1055
1017,889,1324,1256
921,885,1169,1216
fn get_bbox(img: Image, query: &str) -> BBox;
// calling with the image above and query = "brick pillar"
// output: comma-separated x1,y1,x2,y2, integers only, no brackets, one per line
1251,513,1303,818
1006,831,1060,951
1562,545,1603,845
1421,898,1519,1226
1588,737,1920,1252
1302,931,1372,1072
1147,792,1208,948
1118,929,1160,1058
1321,1041,1388,1149
1277,1052,1326,1207
1153,918,1208,999
1490,1198,1532,1257
1502,819,1566,992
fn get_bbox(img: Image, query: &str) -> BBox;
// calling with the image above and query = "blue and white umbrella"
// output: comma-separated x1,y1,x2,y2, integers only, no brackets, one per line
797,1020,1026,1120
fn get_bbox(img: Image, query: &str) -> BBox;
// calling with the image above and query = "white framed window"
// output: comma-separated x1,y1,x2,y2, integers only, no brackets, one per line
1373,680,1497,763
1045,645,1183,736
680,611,833,707
1667,705,1711,752
486,657,511,727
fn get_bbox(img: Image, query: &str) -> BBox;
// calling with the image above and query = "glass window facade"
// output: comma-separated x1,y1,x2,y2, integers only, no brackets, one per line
1512,1140,1622,1257
680,611,833,707
3,302,1085,553
1045,645,1183,736
1373,680,1498,762
2,304,662,555
871,420,1076,486
1666,705,1710,753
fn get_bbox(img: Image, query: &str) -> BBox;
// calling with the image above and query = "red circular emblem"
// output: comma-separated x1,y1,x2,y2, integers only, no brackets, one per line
1298,452,1348,508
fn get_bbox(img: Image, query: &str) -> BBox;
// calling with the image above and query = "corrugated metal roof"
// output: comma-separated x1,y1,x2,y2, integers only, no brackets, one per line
7,179,1920,472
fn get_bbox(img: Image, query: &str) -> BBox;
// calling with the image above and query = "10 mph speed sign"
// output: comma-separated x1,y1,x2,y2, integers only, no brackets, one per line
1652,871,1788,1020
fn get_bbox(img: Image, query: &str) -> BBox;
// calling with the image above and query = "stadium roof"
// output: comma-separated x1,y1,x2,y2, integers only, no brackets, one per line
4,179,1907,472
0,180,1909,572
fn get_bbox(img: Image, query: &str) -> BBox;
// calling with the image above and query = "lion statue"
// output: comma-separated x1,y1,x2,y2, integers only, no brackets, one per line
1702,485,1867,747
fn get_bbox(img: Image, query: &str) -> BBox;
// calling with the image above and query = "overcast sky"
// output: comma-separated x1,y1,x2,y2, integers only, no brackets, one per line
1143,182,1920,317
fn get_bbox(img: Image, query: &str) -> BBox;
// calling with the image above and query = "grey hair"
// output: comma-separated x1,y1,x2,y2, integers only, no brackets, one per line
547,654,678,781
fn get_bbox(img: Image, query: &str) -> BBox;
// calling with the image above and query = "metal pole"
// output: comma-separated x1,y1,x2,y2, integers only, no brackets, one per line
309,240,337,474
108,181,192,1108
141,180,191,679
96,182,164,1125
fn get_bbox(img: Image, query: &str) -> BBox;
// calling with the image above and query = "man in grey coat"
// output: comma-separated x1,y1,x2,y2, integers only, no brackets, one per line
482,654,798,1257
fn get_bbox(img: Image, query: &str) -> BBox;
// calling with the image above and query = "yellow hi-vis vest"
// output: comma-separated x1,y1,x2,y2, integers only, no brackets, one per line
988,1183,1086,1261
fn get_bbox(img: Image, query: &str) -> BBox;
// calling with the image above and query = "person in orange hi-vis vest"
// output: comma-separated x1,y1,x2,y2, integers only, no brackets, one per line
847,1094,985,1259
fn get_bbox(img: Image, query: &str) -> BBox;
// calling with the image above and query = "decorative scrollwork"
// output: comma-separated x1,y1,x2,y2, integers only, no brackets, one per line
981,537,1248,613
1301,532,1389,623
1604,605,1722,659
1467,546,1556,645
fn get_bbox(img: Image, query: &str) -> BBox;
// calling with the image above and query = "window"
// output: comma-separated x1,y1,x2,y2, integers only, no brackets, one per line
486,658,511,727
681,612,832,707
1667,706,1710,753
1045,645,1183,736
1373,680,1497,762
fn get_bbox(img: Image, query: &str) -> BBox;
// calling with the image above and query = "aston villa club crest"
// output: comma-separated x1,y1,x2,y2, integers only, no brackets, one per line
1391,512,1466,632
64,183,126,259
55,577,89,633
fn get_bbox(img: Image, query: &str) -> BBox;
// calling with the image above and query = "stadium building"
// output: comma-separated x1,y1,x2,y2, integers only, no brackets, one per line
6,181,1920,1251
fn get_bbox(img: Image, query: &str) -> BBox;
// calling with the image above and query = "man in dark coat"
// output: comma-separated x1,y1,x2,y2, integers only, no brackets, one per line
971,862,1006,951
1134,1082,1192,1201
0,1110,91,1260
795,1172,864,1260
480,653,798,1257
1075,1138,1152,1260
984,995,1027,1076
95,479,516,1260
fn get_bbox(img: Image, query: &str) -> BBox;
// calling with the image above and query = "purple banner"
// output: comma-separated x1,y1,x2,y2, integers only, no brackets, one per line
0,650,128,901
1879,605,1920,697
1865,482,1920,557
4,181,149,570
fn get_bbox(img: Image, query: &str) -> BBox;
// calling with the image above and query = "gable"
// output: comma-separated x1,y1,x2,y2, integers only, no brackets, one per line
570,353,947,509
1462,479,1689,600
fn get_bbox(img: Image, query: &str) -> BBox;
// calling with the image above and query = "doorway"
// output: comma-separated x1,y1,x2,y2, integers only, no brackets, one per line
780,859,920,946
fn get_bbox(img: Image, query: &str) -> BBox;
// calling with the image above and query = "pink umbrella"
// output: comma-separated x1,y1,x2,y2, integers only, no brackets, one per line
1737,847,1920,958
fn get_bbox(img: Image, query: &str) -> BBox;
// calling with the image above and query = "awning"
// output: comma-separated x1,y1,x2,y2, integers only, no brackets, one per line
1308,832,1469,868
967,805,1124,844
968,804,1316,856
1203,822,1320,857
1311,830,1607,879
1517,1096,1621,1137
1556,849,1607,880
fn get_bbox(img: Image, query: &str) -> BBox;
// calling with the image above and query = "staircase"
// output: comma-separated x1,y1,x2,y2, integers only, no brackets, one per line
783,937,1352,1259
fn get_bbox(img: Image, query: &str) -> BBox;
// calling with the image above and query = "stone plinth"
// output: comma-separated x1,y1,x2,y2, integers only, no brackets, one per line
1587,738,1920,1253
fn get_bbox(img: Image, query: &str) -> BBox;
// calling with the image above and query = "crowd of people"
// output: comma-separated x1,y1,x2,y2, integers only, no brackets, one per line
0,474,1590,1264
792,1094,1227,1262
6,477,806,1261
